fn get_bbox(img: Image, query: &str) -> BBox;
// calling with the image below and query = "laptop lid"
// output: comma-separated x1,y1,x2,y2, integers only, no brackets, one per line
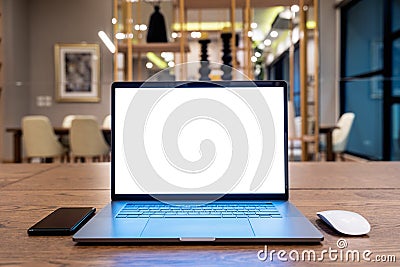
111,81,288,202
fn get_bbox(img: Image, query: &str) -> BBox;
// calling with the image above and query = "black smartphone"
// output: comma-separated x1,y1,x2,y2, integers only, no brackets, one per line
27,207,96,236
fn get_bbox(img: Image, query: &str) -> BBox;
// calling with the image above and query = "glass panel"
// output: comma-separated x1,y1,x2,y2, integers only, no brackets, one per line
344,78,383,160
393,38,400,96
344,0,383,76
393,0,400,31
392,104,400,160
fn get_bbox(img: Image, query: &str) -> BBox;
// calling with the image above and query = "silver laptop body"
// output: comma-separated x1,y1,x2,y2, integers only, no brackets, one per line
73,81,323,243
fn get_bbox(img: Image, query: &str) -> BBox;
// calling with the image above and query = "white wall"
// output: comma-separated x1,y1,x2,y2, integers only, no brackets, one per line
2,0,30,161
319,0,339,124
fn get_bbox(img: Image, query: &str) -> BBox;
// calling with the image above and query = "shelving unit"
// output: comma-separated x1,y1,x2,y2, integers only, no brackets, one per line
111,0,320,161
113,0,191,81
296,0,320,161
118,42,190,53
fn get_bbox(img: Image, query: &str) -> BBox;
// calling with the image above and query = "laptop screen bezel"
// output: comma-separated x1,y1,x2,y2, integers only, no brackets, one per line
111,80,289,201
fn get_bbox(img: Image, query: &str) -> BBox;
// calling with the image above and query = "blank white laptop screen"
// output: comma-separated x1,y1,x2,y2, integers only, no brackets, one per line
114,86,285,196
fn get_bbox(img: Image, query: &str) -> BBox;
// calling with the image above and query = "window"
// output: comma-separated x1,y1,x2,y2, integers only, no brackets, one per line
341,0,400,160
344,0,383,77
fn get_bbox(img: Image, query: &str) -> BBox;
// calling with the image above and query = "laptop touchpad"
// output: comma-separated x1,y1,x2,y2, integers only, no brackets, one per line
141,218,254,238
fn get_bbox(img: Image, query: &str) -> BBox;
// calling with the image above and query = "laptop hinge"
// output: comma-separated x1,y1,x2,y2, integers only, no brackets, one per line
179,237,216,242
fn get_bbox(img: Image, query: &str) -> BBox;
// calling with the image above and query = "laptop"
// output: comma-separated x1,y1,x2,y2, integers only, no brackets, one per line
73,80,323,243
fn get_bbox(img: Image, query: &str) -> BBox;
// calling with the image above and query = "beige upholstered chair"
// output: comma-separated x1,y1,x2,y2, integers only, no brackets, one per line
61,115,98,158
332,112,355,160
22,115,66,163
69,116,110,162
102,114,111,129
321,112,355,161
62,115,98,128
62,115,78,128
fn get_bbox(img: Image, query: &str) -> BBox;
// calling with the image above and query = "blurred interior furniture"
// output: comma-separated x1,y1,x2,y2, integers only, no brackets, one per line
321,112,355,161
69,116,110,162
102,114,111,129
62,115,78,128
21,115,67,163
102,115,112,145
63,114,100,128
6,127,111,163
61,115,99,159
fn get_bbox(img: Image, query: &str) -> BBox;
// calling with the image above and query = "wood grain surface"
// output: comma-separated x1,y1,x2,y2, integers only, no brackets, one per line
0,163,399,266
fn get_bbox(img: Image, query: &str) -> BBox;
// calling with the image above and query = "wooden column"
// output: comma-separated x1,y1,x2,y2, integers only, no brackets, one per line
136,1,142,81
313,0,320,158
113,0,118,81
289,10,295,102
126,0,133,81
243,0,252,78
230,0,237,74
299,0,308,161
179,0,186,79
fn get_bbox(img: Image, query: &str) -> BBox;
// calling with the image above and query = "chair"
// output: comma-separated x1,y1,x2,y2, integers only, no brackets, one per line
22,115,66,163
332,112,355,160
321,112,355,161
102,114,111,129
62,114,99,128
61,115,98,157
62,115,78,128
69,116,110,162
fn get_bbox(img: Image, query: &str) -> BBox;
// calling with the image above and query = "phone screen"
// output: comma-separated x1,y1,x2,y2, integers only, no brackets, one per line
28,207,96,235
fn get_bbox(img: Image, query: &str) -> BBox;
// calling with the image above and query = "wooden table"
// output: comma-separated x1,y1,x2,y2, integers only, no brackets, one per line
0,162,399,266
6,127,111,163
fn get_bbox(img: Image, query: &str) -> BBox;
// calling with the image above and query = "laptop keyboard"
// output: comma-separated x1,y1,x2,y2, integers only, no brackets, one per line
116,203,281,219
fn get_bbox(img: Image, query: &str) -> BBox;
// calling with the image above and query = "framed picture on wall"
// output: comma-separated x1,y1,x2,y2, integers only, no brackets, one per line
54,43,100,102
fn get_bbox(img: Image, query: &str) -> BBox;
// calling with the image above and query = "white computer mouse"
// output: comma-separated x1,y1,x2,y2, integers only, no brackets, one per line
317,210,371,236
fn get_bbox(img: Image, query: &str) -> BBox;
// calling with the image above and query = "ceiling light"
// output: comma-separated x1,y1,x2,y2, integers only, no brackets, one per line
139,24,147,31
247,31,253,38
258,43,265,50
264,39,272,46
270,30,279,38
291,5,300,13
161,52,174,62
111,18,117,24
171,32,178,39
134,24,140,31
251,56,257,63
250,22,258,29
168,61,175,68
115,32,125,39
146,62,153,69
190,31,201,38
255,51,262,58
98,31,116,53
